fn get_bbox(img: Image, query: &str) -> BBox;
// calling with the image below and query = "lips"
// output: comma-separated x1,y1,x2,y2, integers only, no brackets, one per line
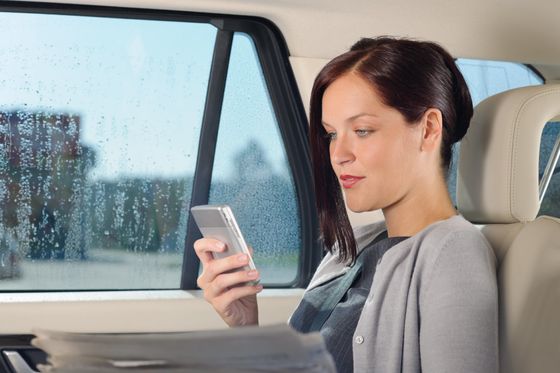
339,174,365,189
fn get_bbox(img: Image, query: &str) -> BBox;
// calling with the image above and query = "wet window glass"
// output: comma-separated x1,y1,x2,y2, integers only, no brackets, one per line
0,12,216,288
450,60,543,205
208,33,301,285
538,122,560,218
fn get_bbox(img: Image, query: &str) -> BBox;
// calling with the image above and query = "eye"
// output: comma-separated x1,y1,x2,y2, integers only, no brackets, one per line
355,129,372,137
324,131,337,141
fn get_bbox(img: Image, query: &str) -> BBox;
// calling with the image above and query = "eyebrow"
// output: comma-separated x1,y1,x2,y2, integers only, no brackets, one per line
347,112,379,121
322,112,378,127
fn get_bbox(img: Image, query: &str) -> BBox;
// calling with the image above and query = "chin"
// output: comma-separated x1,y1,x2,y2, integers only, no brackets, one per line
344,193,384,213
345,200,376,213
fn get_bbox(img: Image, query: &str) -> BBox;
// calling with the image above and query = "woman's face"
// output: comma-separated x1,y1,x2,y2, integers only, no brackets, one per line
321,72,424,213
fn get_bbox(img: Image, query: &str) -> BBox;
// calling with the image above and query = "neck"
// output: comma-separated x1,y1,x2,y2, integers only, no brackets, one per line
381,177,457,238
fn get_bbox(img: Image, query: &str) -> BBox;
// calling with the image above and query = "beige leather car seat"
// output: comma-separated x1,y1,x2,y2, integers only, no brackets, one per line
457,84,560,373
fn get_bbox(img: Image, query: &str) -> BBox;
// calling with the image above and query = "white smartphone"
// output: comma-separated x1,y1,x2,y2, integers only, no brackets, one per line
190,204,258,285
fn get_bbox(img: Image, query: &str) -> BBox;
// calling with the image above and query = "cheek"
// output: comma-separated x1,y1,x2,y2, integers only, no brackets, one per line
360,136,417,188
399,131,422,171
382,135,422,191
359,138,398,171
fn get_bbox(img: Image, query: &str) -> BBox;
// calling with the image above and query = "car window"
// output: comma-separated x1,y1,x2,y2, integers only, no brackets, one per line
209,33,301,283
0,9,313,289
0,12,214,289
208,33,300,284
456,59,542,106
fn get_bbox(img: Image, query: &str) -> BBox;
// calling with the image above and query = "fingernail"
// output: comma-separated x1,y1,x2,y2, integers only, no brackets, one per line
216,242,226,251
237,254,248,262
247,270,258,278
256,285,264,291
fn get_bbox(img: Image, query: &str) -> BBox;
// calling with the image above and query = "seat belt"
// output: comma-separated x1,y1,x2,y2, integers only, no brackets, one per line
308,230,388,332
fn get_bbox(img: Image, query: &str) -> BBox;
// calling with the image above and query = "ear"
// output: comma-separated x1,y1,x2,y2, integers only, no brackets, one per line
420,108,443,152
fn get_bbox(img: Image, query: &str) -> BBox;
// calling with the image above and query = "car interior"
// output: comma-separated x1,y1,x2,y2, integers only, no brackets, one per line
0,1,558,372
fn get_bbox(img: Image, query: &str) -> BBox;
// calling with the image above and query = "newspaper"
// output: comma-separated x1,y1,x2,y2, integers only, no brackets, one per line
32,324,336,373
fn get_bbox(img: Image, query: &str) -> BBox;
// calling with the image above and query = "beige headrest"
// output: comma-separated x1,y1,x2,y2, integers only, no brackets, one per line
457,84,560,224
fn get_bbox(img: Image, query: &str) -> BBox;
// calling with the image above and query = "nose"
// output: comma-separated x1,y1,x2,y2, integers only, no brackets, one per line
330,133,355,166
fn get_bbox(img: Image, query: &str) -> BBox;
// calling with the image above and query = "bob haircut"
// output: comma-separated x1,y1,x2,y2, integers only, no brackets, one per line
309,36,473,263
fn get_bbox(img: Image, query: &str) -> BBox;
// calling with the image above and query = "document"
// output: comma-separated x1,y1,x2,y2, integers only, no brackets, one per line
32,324,336,373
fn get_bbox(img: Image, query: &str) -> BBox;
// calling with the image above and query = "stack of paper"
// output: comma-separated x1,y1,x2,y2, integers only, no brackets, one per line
32,324,336,373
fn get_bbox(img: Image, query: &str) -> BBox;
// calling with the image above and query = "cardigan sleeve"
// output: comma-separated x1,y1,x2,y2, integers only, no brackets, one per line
419,230,499,373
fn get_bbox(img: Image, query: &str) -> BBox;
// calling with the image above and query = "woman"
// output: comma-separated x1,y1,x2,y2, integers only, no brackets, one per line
194,36,498,373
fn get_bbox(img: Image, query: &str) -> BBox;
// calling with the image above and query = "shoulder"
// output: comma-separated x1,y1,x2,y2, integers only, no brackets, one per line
414,215,498,303
416,216,499,372
413,214,495,266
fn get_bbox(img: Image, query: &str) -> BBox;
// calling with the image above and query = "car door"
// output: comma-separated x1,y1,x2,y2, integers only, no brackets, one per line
0,2,322,371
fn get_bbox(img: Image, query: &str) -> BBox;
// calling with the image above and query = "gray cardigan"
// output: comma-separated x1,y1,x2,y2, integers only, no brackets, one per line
300,214,499,373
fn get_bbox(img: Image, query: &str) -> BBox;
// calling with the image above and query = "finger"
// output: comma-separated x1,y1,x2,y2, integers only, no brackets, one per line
194,238,226,265
198,253,251,290
202,252,252,284
206,268,260,299
247,246,254,256
213,284,264,312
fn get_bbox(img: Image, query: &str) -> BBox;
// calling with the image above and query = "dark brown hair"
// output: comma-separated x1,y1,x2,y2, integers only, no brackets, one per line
309,36,473,263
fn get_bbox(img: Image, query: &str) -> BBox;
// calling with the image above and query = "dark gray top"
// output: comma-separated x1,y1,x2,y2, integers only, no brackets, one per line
289,233,409,373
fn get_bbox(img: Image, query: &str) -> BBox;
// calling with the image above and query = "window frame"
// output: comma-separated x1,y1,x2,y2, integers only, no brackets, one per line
525,64,546,83
0,1,320,291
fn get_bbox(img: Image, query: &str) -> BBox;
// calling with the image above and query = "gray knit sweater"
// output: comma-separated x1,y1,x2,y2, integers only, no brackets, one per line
298,214,499,373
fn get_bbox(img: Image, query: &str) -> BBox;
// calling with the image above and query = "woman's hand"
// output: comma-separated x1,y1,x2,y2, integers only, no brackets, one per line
194,238,263,327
